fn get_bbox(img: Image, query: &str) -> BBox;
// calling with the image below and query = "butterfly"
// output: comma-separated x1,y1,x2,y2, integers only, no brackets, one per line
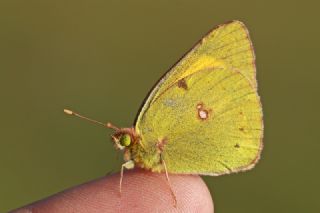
64,20,263,207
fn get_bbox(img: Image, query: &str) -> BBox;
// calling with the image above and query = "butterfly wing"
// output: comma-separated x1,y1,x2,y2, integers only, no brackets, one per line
135,20,257,126
134,21,263,175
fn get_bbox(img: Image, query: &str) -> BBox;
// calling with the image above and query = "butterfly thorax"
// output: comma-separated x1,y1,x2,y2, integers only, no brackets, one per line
130,140,164,172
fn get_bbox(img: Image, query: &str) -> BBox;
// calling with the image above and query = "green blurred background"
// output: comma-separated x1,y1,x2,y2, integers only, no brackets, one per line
0,0,319,212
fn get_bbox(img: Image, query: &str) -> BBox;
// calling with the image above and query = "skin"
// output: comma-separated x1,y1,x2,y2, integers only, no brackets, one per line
11,169,214,213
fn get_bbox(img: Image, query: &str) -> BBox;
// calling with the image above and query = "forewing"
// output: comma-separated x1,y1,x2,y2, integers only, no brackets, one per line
135,20,256,127
136,67,263,175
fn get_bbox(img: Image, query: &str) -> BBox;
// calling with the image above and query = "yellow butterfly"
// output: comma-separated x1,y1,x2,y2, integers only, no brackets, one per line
65,20,263,206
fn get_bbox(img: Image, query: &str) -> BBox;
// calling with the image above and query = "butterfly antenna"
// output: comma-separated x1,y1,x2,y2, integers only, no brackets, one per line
106,122,120,131
64,109,118,130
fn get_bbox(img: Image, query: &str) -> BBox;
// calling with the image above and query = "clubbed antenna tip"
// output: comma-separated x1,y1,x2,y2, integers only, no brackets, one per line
64,109,74,115
63,108,111,128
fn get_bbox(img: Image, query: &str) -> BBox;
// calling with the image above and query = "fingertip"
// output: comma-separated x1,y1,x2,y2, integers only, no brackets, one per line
12,169,213,213
166,171,214,212
114,169,214,212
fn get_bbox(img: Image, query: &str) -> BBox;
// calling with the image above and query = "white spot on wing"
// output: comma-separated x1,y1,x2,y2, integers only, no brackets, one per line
199,110,208,119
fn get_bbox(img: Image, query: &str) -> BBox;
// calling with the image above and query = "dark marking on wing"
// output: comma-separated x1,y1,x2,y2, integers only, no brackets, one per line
177,78,188,90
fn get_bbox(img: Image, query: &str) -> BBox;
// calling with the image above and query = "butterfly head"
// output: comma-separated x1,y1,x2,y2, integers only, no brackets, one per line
119,134,131,147
107,122,141,150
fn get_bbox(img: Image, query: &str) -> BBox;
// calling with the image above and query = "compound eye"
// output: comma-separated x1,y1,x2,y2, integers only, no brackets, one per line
120,134,131,147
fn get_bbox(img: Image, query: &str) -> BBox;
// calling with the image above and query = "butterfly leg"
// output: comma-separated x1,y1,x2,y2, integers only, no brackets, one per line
120,160,135,194
160,154,177,207
112,135,125,150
